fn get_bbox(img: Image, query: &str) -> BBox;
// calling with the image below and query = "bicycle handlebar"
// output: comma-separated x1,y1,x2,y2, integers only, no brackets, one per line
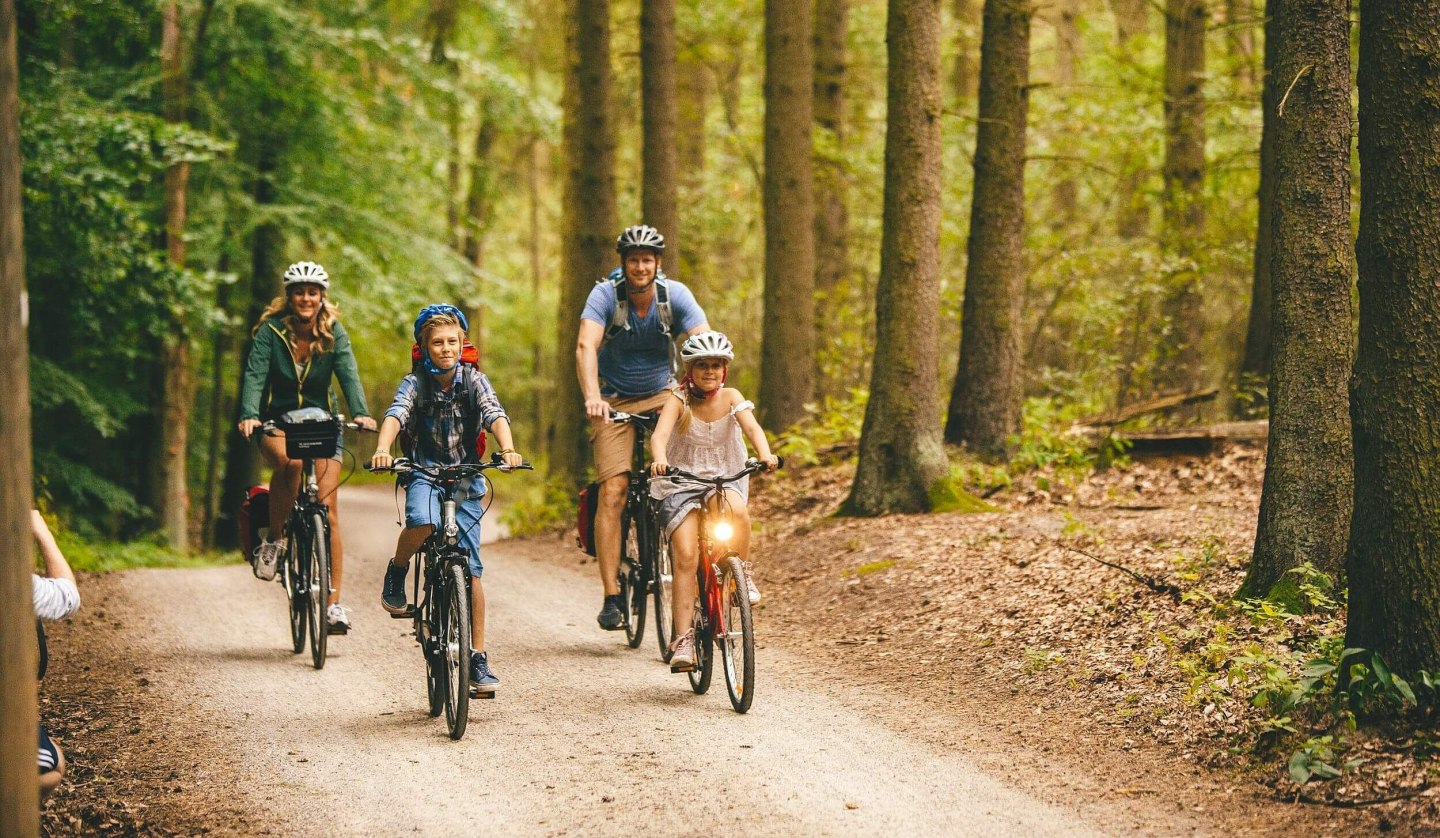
366,454,535,479
608,409,658,429
259,416,378,436
662,457,783,486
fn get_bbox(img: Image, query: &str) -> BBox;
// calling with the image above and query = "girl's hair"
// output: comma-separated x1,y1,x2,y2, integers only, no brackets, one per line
673,357,729,436
252,291,340,354
418,312,466,343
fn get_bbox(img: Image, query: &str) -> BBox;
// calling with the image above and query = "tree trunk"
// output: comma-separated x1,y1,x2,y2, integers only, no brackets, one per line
1347,0,1440,676
676,47,707,283
813,0,848,398
0,0,37,829
1237,0,1352,602
1156,0,1207,393
1237,0,1276,413
200,274,230,549
846,0,949,515
945,0,1031,457
157,0,192,552
462,102,498,363
761,0,817,430
641,0,680,266
527,6,548,462
1225,0,1257,94
553,0,617,485
427,0,462,252
1047,0,1080,225
1110,0,1149,238
952,0,980,102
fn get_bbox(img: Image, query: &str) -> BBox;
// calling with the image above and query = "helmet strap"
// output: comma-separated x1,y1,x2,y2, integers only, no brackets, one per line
682,365,726,400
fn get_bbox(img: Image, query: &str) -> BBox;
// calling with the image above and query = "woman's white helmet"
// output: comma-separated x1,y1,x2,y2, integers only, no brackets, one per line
283,261,330,289
680,331,734,364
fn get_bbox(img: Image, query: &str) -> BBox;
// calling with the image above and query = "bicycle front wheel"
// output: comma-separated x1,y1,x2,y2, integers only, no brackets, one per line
688,617,714,695
307,512,330,670
442,562,471,740
653,532,675,661
718,554,755,713
620,509,646,649
286,532,306,654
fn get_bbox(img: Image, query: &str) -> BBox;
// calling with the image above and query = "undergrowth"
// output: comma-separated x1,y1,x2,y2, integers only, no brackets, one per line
51,524,235,573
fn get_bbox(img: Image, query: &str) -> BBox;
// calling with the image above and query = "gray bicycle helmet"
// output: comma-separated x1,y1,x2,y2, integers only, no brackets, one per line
680,331,734,364
615,225,666,256
283,261,330,289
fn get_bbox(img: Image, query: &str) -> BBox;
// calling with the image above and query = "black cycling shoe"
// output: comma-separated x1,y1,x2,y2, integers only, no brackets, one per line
381,562,409,614
596,594,625,631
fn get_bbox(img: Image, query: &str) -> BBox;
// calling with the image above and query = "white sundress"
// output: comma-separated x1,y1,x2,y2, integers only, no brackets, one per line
650,392,755,538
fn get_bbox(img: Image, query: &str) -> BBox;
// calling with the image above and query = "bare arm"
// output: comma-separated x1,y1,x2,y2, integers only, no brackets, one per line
576,319,610,421
649,393,684,475
686,322,713,338
31,511,74,586
489,417,524,468
369,415,404,469
730,391,778,468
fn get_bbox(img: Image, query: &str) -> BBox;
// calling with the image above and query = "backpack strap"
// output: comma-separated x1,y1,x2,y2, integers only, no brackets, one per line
603,274,629,345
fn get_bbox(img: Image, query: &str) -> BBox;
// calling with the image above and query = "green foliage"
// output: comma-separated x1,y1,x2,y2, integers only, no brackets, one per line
53,522,235,573
500,475,576,539
775,388,868,465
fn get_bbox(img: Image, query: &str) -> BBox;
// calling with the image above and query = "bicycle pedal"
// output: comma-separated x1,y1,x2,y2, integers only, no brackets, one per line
327,624,349,636
469,688,497,699
388,606,416,619
670,663,696,673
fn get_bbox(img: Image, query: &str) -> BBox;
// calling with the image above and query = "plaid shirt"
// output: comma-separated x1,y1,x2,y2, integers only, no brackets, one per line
385,366,508,470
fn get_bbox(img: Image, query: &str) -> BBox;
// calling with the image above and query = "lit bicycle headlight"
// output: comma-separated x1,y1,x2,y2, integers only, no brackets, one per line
713,519,735,543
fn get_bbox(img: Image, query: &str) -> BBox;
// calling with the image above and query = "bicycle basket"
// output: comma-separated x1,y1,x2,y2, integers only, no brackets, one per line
278,407,340,460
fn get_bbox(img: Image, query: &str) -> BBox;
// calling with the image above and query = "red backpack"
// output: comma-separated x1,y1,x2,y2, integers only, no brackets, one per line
399,340,488,460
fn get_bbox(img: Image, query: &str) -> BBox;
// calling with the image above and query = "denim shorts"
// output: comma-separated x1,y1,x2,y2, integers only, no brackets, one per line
404,478,485,577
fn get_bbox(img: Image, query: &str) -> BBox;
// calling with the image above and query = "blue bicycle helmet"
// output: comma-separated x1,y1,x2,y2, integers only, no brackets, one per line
413,304,470,342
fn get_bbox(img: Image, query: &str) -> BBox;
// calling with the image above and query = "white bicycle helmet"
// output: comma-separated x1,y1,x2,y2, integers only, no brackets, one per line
283,261,330,289
680,331,734,364
615,225,666,255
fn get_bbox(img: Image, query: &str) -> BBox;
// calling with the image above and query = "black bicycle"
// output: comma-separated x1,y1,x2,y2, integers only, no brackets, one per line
369,454,532,741
608,410,669,655
262,408,375,670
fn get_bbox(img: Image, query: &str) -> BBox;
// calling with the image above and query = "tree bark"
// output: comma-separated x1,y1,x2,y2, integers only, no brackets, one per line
1347,0,1440,676
554,0,616,485
952,0,980,102
1047,0,1081,225
1225,0,1257,94
1237,0,1352,601
675,46,707,284
945,0,1031,457
846,0,949,515
0,0,38,829
1237,0,1276,412
813,0,848,398
1156,0,1207,393
760,0,817,430
641,0,680,266
1110,0,1149,238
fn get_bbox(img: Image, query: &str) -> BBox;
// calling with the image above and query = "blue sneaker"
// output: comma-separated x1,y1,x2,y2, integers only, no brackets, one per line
381,562,409,614
470,651,499,694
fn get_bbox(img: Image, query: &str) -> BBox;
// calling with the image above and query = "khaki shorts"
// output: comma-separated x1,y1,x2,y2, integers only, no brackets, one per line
591,391,672,483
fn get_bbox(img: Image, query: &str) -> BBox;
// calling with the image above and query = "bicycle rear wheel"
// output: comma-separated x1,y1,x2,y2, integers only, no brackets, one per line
718,554,755,713
307,511,330,670
285,531,306,654
653,531,675,661
688,618,714,695
620,509,647,648
442,561,471,740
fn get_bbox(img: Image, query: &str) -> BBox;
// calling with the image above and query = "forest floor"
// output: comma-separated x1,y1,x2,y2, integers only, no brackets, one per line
34,446,1439,835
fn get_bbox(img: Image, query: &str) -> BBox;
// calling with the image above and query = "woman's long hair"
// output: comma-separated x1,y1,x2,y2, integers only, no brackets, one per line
252,293,340,354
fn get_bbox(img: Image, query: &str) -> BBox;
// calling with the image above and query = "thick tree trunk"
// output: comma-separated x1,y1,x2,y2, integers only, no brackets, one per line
952,0,980,102
1237,0,1276,412
945,0,1031,457
1347,0,1440,676
0,0,38,829
1238,0,1352,601
846,0,949,515
1156,0,1207,393
553,0,616,485
1110,0,1149,238
813,0,848,398
760,0,817,430
641,0,680,265
157,0,192,552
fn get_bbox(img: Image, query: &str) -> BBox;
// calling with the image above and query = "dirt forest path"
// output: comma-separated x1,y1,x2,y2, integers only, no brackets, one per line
80,486,1213,836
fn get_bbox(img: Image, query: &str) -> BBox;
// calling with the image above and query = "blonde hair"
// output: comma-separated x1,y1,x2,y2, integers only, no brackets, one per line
675,388,695,437
418,312,466,343
252,292,340,354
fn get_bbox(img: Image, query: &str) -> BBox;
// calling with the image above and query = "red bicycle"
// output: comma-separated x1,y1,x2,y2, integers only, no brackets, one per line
663,458,780,714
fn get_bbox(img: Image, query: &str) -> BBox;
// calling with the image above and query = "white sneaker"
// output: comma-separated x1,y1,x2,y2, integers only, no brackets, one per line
670,629,695,669
743,561,761,605
253,538,285,581
326,603,351,635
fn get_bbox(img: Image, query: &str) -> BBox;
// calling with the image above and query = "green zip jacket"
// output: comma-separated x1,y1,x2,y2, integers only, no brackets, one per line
240,317,371,421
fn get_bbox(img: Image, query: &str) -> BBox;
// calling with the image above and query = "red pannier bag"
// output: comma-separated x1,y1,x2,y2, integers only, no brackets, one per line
576,482,599,556
238,485,270,558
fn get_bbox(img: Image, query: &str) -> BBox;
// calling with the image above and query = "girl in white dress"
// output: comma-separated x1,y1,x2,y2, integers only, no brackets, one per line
649,332,779,668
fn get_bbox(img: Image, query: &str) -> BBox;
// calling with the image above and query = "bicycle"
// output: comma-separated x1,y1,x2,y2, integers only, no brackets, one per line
608,409,667,655
368,454,532,741
260,408,375,670
662,457,781,714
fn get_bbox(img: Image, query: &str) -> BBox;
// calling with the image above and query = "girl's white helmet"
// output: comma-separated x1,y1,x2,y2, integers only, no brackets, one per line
283,261,330,289
680,331,734,364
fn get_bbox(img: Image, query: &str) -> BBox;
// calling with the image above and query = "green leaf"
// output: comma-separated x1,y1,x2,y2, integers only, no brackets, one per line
1301,662,1337,679
1288,750,1312,785
1309,761,1341,780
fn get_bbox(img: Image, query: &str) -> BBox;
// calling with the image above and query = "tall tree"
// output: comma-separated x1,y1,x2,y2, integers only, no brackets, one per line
554,0,616,484
1110,0,1149,238
945,0,1031,457
156,0,192,551
0,0,37,828
846,0,949,515
1047,0,1081,225
461,99,498,361
1155,0,1207,393
952,0,980,102
1238,0,1352,600
760,0,817,430
641,0,680,264
1237,0,1276,412
1347,0,1440,676
1224,0,1257,94
813,0,848,396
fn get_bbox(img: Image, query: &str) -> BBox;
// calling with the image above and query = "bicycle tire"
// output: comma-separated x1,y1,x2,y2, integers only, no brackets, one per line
718,554,755,713
688,619,714,695
420,553,444,717
286,531,306,654
307,511,330,670
442,561,471,740
653,532,676,662
620,509,646,648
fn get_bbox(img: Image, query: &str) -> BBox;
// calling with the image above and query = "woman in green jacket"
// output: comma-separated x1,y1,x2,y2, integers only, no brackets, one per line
237,261,376,634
